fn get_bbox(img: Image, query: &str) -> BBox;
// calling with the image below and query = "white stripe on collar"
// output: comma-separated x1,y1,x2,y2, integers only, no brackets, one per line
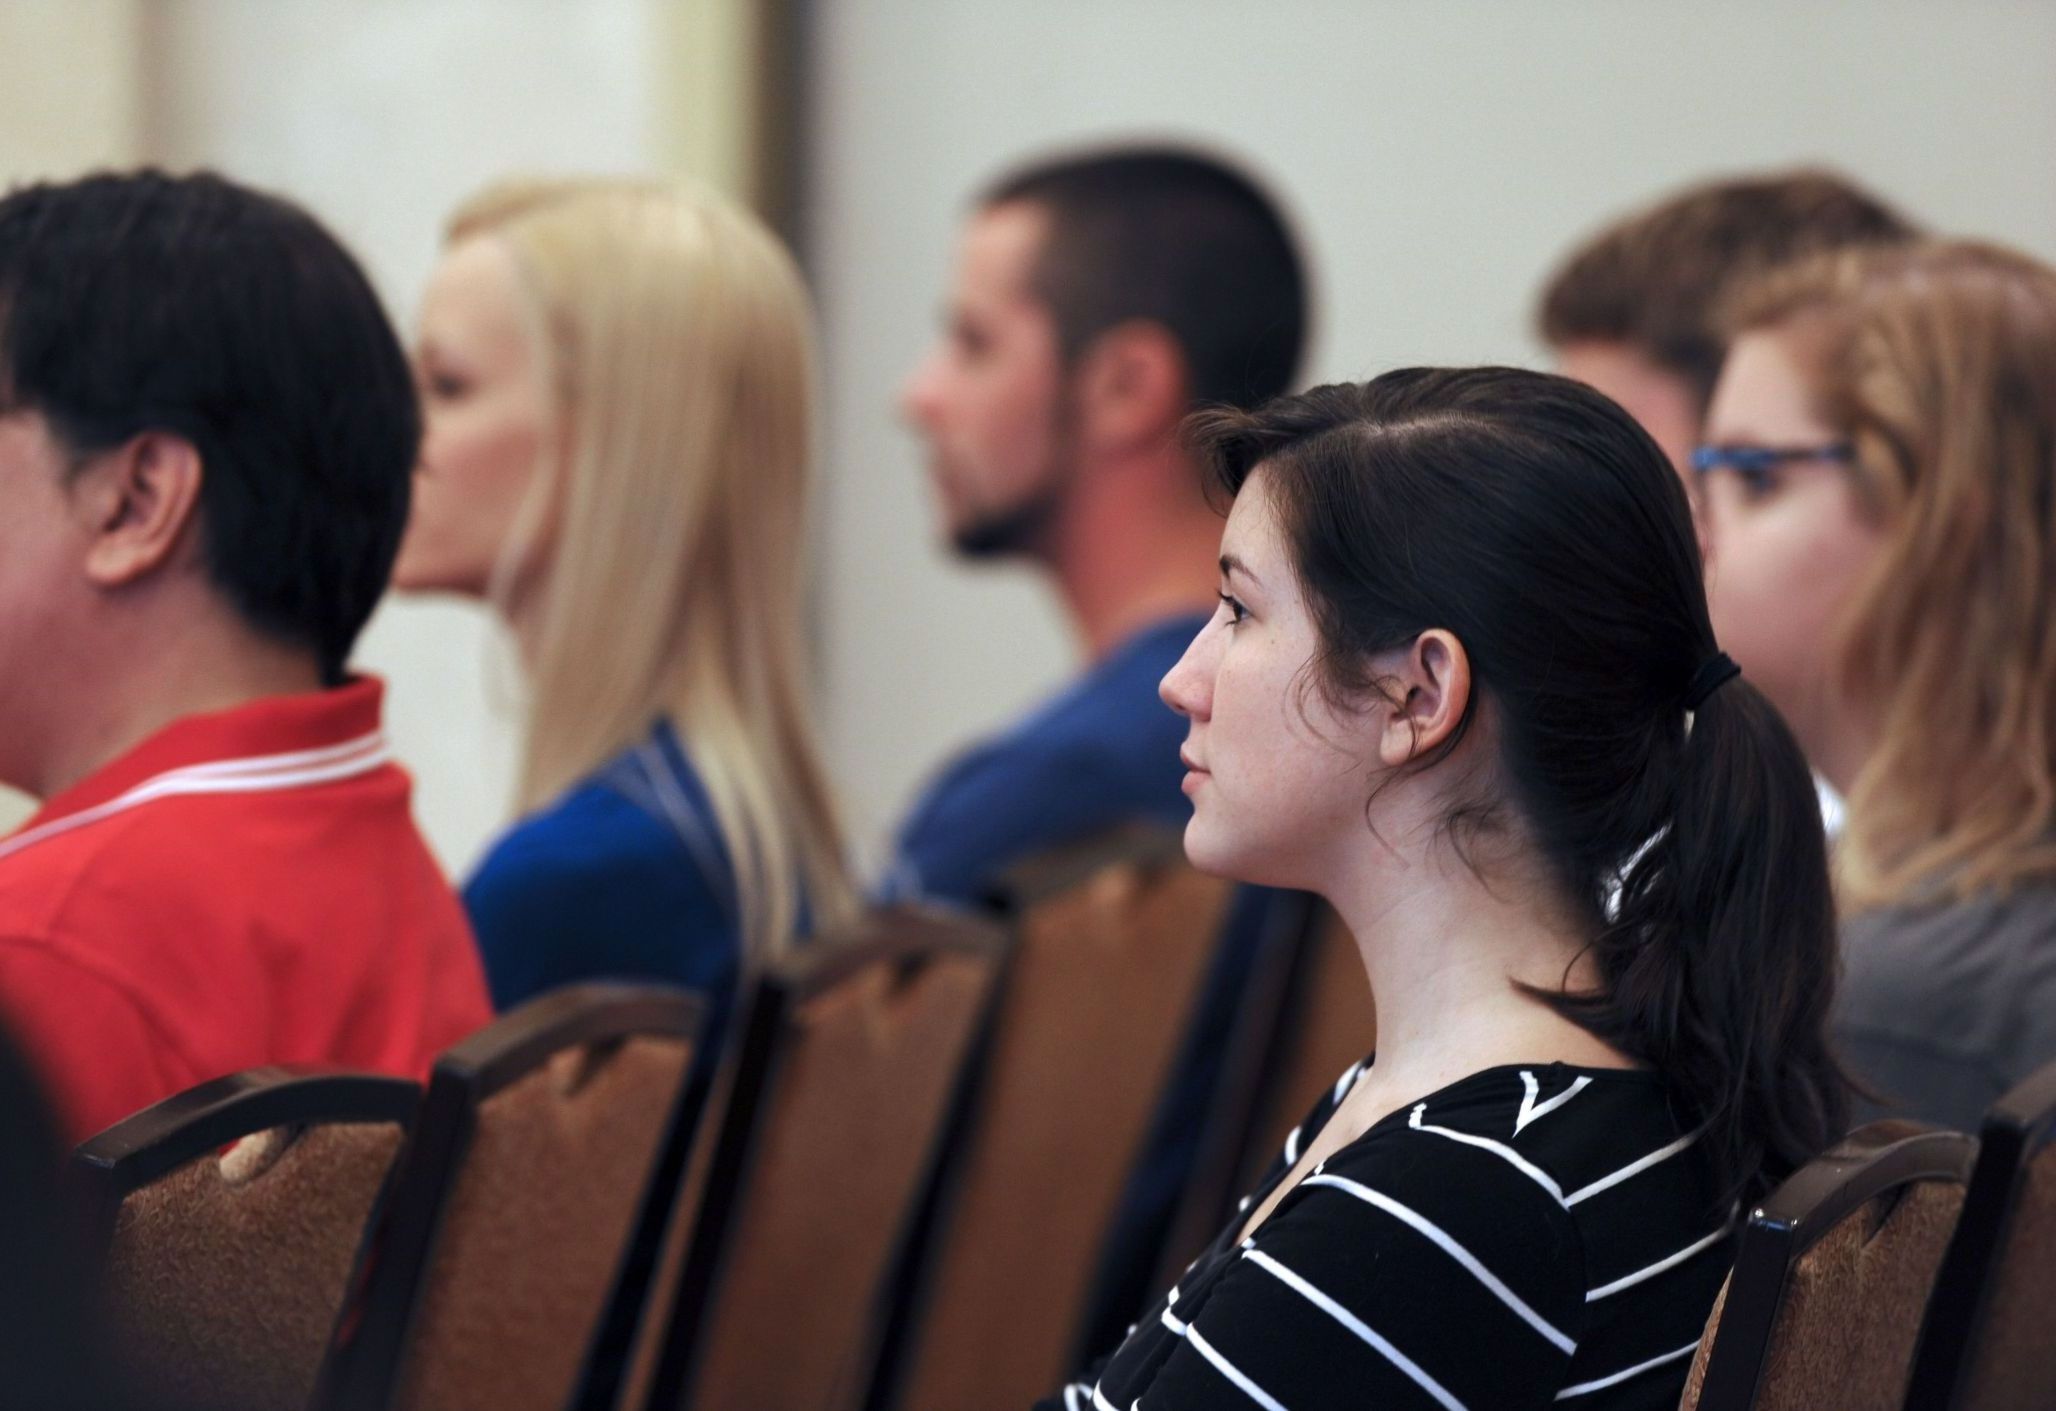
0,731,389,867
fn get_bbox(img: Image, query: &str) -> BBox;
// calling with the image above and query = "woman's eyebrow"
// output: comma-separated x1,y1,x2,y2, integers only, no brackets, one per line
1219,552,1263,590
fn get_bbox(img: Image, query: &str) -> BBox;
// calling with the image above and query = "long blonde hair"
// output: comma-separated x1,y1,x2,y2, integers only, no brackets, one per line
1727,241,2056,910
449,176,856,958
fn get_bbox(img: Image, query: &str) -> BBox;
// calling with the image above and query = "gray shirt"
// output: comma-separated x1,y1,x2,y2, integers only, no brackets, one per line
1836,882,2056,1131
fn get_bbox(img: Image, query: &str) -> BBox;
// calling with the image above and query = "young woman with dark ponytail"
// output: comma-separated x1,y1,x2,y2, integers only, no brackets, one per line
1042,368,1845,1411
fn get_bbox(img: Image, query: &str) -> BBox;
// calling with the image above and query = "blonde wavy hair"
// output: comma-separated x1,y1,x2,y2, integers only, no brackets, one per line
448,176,856,958
1726,241,2056,910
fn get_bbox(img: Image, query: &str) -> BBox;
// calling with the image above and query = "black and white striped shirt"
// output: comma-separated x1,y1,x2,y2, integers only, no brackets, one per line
1042,1061,1731,1411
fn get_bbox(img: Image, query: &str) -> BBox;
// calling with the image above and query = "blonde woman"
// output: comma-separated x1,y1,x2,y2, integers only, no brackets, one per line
1698,241,2056,1128
393,178,856,1011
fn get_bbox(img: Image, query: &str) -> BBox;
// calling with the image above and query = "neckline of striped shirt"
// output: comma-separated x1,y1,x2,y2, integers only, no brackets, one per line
1090,1066,1721,1411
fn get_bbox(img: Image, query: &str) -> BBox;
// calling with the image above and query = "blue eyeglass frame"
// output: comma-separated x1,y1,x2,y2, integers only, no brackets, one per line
1690,441,1855,480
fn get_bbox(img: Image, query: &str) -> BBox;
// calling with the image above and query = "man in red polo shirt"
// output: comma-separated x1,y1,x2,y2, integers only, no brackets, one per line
0,171,492,1142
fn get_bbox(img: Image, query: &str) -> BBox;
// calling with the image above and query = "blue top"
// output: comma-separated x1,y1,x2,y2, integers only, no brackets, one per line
886,611,1207,905
463,720,739,1013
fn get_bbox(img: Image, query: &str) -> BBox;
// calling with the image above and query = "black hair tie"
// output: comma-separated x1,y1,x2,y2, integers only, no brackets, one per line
1683,652,1741,710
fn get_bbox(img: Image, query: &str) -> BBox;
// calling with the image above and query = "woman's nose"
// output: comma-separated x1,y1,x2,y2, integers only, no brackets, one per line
1159,622,1214,720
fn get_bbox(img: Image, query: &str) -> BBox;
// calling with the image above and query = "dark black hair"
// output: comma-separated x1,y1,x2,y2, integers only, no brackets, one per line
1190,367,1846,1205
0,170,419,682
982,145,1308,410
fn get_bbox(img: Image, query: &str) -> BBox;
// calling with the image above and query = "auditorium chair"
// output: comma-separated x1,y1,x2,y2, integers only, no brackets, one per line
312,983,708,1411
870,826,1238,1411
628,906,1007,1411
1142,885,1335,1296
1903,1058,2056,1410
1228,900,1374,1192
72,1067,420,1411
1679,1120,1977,1411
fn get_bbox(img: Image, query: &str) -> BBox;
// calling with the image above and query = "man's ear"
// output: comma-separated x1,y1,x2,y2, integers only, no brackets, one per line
1071,319,1191,455
1375,628,1473,769
75,432,205,588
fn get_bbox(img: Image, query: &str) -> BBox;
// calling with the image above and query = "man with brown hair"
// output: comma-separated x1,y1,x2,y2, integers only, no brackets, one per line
1537,169,1918,471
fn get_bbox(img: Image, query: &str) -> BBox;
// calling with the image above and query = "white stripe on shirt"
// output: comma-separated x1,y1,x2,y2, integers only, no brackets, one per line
0,734,391,867
1564,1126,1704,1207
1553,1340,1699,1399
1304,1172,1577,1354
1585,1217,1734,1301
1183,1323,1290,1411
1409,1104,1567,1205
1514,1070,1592,1135
1244,1247,1467,1411
148,732,389,781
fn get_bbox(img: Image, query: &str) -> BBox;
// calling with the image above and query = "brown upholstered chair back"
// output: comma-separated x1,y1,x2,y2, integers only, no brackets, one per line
889,828,1236,1411
647,909,1007,1411
1905,1058,2056,1410
1951,1144,2056,1410
1680,1122,1976,1411
1236,903,1373,1187
317,985,704,1411
72,1069,418,1411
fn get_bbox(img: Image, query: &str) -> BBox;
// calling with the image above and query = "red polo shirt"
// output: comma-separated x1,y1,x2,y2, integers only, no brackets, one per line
0,678,492,1143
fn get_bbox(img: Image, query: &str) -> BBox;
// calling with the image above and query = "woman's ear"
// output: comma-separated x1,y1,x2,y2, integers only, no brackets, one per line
1376,628,1472,768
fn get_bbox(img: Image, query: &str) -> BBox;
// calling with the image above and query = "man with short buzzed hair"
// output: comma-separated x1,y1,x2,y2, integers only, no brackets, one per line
893,144,1309,902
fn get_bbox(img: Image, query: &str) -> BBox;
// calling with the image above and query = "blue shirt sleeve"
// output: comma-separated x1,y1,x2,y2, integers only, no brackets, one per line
886,613,1205,907
890,733,1185,906
462,782,738,1012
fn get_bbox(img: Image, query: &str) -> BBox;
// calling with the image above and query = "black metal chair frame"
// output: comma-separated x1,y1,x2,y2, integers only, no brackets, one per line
633,905,1008,1411
1692,1121,1978,1411
1902,1060,2056,1409
70,1065,421,1248
311,982,707,1411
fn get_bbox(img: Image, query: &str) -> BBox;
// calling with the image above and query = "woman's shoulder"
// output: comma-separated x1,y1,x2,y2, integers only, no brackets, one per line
1840,879,2056,1033
461,733,741,1007
1845,879,2056,966
1316,1064,1728,1320
467,727,728,910
1294,1065,1722,1330
1335,1063,1707,1211
475,774,686,881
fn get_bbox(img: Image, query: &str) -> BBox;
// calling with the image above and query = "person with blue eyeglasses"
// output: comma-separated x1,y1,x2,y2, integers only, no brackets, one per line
1700,240,2056,1133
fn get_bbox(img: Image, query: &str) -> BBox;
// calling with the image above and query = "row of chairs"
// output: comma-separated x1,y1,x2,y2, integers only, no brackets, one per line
67,827,1375,1411
1680,1060,2056,1409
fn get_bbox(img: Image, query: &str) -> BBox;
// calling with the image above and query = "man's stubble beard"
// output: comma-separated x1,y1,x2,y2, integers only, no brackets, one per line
948,390,1080,562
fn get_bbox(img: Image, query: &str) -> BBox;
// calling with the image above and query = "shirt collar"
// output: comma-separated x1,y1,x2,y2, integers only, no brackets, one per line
19,676,390,833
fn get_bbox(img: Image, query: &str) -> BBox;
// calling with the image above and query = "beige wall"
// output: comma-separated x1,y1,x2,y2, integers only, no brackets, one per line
805,0,2056,865
0,0,143,186
0,0,146,831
